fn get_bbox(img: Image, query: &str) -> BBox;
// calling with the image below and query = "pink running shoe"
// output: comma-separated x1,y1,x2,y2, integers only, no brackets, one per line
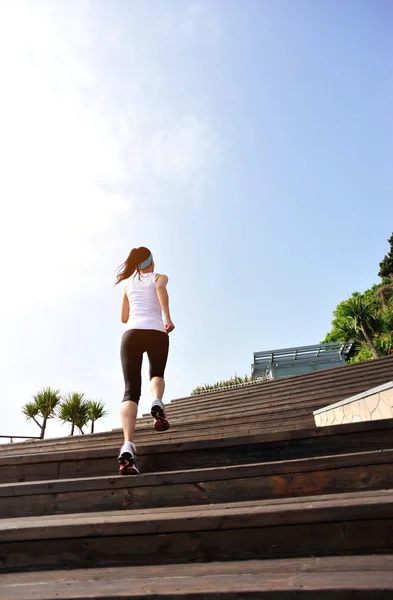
118,442,139,475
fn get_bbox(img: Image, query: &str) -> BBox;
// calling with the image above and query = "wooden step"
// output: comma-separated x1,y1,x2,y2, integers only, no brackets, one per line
0,409,317,455
2,378,390,456
1,490,392,572
1,420,392,484
0,419,313,457
1,449,393,519
1,556,393,599
164,378,393,415
169,356,393,408
1,356,391,457
1,411,393,459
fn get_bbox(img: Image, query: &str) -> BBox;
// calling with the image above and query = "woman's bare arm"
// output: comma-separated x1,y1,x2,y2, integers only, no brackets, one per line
121,288,130,323
156,274,175,333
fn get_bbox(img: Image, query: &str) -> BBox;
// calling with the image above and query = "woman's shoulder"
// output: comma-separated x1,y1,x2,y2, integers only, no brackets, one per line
154,273,169,284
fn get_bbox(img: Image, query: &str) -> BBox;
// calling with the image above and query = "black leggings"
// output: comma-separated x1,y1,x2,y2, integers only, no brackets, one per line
121,329,169,404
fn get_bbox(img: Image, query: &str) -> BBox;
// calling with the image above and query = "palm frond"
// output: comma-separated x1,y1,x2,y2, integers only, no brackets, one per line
22,401,40,421
88,400,108,421
58,393,90,433
33,387,62,419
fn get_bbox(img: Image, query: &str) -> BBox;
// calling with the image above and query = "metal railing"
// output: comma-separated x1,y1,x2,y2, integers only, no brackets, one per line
0,435,41,444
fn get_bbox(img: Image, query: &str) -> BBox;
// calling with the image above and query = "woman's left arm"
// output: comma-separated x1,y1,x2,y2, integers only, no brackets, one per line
121,287,129,323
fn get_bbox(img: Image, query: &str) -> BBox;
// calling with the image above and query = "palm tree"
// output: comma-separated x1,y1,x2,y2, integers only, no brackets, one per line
376,284,393,309
377,306,393,356
22,387,62,439
334,295,381,359
58,393,90,436
87,400,108,434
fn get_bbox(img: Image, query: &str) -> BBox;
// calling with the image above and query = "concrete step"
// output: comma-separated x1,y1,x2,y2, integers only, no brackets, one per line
1,489,392,572
0,449,392,519
0,420,392,484
1,556,393,599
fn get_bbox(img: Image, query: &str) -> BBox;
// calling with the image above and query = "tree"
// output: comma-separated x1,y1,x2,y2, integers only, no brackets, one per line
378,232,393,281
22,387,62,439
376,284,393,309
337,294,381,359
323,286,393,362
377,305,393,356
87,400,108,434
58,393,90,436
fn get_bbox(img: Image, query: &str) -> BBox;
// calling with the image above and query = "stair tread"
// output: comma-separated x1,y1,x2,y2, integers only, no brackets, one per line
0,449,391,497
1,419,392,461
1,556,393,599
1,489,392,542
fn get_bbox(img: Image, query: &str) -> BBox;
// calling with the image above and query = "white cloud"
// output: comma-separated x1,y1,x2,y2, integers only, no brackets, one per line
157,1,221,43
137,115,217,187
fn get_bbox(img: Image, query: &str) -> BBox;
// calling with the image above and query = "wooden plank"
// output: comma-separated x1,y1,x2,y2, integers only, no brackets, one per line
170,359,393,407
1,410,392,460
1,450,393,518
0,358,391,457
1,558,393,599
1,404,392,461
1,407,392,458
1,489,392,542
1,517,392,572
3,448,393,497
2,554,393,581
167,376,393,411
0,421,392,483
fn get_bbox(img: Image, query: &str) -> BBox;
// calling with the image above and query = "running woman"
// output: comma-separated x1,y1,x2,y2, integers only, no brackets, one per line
115,247,175,475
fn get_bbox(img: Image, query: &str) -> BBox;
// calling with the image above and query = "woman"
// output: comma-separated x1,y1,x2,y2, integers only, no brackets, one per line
115,247,175,475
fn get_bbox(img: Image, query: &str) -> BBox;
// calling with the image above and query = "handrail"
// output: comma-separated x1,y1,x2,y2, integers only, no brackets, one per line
0,435,41,443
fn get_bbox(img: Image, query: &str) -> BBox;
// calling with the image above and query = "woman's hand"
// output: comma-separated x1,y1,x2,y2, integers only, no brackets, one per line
165,318,175,334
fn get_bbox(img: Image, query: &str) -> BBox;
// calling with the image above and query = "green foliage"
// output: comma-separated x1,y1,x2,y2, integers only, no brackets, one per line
23,387,109,438
87,400,108,434
376,284,393,308
347,345,373,363
323,284,393,363
22,401,40,421
21,387,62,439
192,374,260,395
58,393,90,436
378,233,393,281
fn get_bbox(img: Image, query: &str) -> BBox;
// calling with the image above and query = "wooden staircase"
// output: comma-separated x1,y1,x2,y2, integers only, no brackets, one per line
1,356,393,598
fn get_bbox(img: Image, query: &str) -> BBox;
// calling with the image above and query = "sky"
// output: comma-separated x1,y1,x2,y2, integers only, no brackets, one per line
0,0,392,441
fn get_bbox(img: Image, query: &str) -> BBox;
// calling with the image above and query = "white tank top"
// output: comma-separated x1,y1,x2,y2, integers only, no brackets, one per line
124,272,165,333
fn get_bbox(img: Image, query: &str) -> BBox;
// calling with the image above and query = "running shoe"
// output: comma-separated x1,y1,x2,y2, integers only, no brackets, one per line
151,398,170,432
118,441,139,475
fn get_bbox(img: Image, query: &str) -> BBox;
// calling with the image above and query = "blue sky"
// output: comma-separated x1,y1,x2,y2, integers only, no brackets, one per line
0,0,392,439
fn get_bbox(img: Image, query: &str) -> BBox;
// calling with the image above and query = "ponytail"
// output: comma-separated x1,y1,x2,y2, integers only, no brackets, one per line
115,246,152,285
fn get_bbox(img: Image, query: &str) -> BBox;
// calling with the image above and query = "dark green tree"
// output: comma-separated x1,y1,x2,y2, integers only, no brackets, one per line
323,286,393,362
378,232,393,281
87,400,108,434
22,387,62,439
58,393,90,435
323,293,381,359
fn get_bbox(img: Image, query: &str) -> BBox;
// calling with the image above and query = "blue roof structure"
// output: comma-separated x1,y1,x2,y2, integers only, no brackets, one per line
252,342,354,380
